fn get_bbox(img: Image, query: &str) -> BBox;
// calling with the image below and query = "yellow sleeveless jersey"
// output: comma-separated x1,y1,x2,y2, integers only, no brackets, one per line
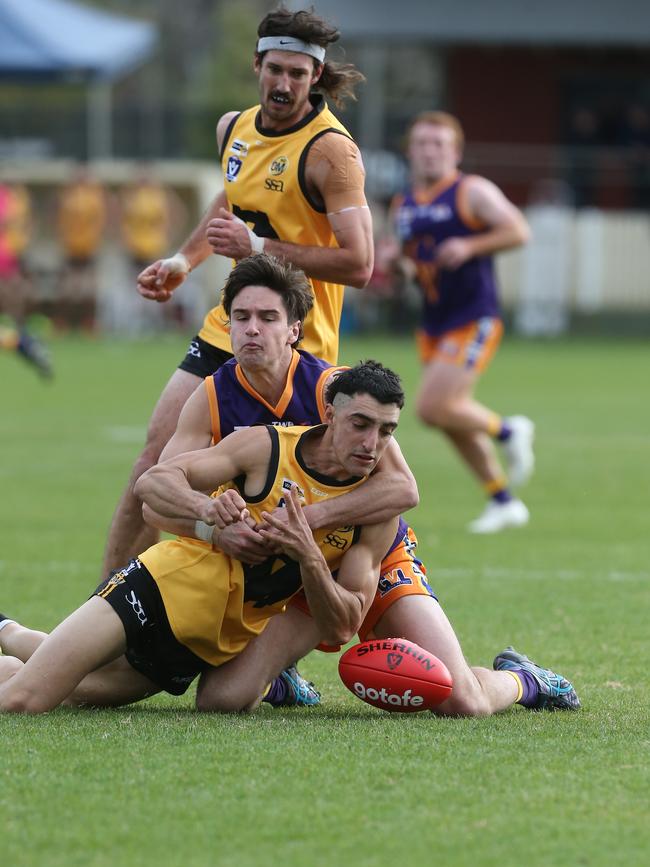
58,183,106,259
4,185,31,256
199,96,354,364
121,183,169,261
138,424,364,666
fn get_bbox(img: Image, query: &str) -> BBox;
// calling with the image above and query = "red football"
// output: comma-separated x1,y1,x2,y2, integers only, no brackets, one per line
338,638,453,712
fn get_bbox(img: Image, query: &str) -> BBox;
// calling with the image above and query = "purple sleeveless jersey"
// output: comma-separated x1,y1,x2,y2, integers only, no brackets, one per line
210,349,408,553
394,174,501,336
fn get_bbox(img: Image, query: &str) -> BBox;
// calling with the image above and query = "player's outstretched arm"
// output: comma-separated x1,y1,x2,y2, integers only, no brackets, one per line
303,437,418,530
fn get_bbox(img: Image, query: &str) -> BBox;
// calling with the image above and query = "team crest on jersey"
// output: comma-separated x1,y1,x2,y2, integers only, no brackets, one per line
230,138,249,157
269,156,289,176
226,156,243,182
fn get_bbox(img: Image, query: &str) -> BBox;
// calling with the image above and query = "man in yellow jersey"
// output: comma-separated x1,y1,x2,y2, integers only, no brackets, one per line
0,362,403,714
102,6,372,577
119,165,186,272
55,164,108,330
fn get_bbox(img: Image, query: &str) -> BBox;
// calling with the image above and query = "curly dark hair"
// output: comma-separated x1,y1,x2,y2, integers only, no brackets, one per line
221,253,314,346
326,360,405,408
257,6,365,107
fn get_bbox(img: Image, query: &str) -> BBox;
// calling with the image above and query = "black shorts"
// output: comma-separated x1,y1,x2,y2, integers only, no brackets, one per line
177,334,233,378
94,559,207,695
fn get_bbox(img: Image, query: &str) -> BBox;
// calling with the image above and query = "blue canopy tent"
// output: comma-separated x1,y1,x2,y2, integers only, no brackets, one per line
0,0,157,157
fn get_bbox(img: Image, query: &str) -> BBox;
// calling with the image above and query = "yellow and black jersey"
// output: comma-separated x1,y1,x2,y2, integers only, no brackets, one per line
138,424,364,666
57,183,106,259
199,96,354,363
121,183,169,261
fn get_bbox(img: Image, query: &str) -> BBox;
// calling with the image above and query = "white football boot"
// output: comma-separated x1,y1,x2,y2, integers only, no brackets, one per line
501,416,535,488
467,498,530,534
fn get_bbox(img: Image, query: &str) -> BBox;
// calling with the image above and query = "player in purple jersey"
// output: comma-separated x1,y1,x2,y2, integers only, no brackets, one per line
390,111,534,533
140,254,579,715
0,256,579,715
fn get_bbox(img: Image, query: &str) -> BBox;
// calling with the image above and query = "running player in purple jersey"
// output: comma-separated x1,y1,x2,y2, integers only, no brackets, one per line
390,112,534,533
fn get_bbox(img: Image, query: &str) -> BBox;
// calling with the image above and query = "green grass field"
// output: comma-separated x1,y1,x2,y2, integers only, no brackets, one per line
1,333,649,867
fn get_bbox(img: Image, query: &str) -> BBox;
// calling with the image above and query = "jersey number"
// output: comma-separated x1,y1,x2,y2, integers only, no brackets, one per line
232,205,280,240
243,554,301,608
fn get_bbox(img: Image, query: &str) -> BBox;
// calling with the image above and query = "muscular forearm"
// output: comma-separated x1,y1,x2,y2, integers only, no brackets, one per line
299,549,362,646
262,237,372,288
135,466,213,522
142,503,203,540
304,472,417,531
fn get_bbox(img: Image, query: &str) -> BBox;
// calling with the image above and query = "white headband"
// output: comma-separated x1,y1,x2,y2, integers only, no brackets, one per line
257,36,326,62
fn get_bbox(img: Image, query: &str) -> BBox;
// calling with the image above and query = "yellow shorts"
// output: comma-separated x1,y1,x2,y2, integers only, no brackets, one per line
290,525,436,652
417,317,503,373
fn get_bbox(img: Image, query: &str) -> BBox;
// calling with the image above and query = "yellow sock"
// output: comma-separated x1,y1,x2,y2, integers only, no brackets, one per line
484,476,508,496
486,413,502,437
504,670,523,702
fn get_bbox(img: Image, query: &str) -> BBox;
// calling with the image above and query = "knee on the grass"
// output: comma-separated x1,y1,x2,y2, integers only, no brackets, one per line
0,665,54,714
433,675,494,718
195,676,265,714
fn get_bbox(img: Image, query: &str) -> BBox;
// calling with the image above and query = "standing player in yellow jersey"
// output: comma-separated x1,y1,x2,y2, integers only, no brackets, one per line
55,164,108,330
103,7,372,576
0,363,403,714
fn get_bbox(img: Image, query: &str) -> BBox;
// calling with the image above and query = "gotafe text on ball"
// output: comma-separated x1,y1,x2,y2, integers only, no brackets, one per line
354,681,424,707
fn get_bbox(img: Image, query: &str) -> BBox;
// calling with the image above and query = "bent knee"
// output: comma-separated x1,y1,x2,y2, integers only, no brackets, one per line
416,397,451,428
433,677,493,718
1,684,51,715
195,681,264,714
195,692,254,714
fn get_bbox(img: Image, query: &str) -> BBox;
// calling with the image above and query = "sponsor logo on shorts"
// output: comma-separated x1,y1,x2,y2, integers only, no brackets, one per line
125,590,148,626
187,339,201,359
378,568,413,597
354,681,424,708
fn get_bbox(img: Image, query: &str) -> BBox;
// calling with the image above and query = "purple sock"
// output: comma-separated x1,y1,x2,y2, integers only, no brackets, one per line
513,669,538,707
496,422,513,442
492,488,513,504
262,676,287,706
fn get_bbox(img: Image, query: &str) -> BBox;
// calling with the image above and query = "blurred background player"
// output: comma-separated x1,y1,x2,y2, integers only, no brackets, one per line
0,181,52,379
102,6,372,577
390,111,533,533
55,163,108,331
119,164,187,279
